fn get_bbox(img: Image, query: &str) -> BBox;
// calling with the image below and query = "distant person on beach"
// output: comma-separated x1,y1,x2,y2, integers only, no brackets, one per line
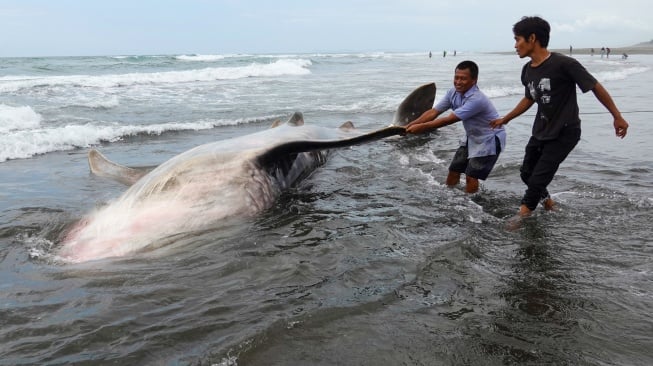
429,51,432,59
569,45,572,55
601,47,605,58
405,60,506,194
607,47,611,58
490,16,629,219
622,53,628,60
591,48,595,56
443,50,447,57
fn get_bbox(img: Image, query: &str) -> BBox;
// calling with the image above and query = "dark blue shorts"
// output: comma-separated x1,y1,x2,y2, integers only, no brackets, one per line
449,137,501,180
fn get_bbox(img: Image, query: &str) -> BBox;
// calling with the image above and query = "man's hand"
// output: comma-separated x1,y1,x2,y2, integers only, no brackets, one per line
406,122,434,135
490,117,506,129
614,116,629,138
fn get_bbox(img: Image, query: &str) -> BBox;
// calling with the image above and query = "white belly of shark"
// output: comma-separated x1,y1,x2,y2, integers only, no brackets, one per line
57,83,436,262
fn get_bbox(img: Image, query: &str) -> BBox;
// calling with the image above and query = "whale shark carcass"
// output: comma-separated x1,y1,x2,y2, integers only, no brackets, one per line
58,83,436,262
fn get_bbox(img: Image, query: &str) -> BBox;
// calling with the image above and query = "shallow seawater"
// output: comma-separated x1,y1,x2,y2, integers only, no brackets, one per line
1,52,652,365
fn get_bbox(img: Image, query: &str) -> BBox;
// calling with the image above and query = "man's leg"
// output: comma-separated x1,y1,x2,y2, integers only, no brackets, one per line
541,196,556,211
448,145,468,188
464,140,500,194
519,137,556,216
465,176,479,193
446,171,461,187
519,137,544,212
520,128,580,216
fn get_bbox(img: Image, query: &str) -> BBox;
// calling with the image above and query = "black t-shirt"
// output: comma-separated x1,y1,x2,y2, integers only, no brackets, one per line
521,52,597,140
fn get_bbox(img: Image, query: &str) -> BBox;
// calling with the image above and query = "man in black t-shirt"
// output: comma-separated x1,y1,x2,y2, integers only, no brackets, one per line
490,16,629,219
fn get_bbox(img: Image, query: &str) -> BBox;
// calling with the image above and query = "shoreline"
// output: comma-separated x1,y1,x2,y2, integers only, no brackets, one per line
492,45,653,56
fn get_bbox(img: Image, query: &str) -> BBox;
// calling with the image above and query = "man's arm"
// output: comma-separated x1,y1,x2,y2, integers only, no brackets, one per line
406,112,460,134
405,108,442,128
591,82,629,138
489,97,534,128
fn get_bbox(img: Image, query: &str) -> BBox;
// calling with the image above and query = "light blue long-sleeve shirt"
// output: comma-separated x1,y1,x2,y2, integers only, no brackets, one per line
435,84,506,158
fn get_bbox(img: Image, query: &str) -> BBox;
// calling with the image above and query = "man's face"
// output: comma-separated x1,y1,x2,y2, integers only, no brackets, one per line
453,68,476,93
514,34,534,58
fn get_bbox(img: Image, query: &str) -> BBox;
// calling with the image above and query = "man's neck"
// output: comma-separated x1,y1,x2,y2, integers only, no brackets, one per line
530,48,551,67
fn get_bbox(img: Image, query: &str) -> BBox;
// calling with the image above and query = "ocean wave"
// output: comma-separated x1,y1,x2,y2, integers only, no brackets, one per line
111,55,169,60
0,59,312,93
0,115,284,162
175,54,226,62
316,96,399,113
61,95,121,109
79,95,121,109
0,104,42,133
595,66,650,82
483,85,525,98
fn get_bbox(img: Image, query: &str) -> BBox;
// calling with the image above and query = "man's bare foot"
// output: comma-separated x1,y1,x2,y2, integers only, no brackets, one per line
542,197,556,211
505,204,532,231
446,171,461,188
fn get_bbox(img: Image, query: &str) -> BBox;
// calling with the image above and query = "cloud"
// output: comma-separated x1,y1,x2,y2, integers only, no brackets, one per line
555,15,652,33
1,0,651,56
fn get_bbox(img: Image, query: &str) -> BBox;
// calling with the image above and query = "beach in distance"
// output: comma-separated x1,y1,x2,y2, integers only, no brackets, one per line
1,51,652,365
494,40,653,55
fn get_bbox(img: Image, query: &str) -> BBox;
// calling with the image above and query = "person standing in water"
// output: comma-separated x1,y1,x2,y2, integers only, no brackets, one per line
490,16,629,218
406,60,506,194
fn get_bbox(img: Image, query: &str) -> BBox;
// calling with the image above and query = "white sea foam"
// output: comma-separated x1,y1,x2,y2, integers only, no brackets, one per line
483,85,524,98
69,95,120,109
0,104,42,132
317,96,398,113
1,52,650,164
0,118,264,162
0,58,312,92
594,66,649,82
175,54,226,62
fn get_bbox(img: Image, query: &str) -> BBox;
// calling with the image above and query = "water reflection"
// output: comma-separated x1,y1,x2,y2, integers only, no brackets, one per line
489,226,581,364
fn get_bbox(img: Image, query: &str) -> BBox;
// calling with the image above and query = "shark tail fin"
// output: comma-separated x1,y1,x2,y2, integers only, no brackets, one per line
392,82,436,126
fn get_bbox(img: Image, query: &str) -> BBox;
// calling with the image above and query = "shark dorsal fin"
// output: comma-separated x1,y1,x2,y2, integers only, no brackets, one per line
88,149,153,186
339,121,355,131
286,112,304,126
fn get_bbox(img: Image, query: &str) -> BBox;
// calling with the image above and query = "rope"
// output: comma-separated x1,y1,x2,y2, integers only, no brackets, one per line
504,110,653,117
581,110,653,115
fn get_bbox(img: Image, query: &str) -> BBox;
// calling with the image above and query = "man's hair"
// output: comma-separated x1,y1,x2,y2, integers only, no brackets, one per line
513,16,550,48
456,60,479,79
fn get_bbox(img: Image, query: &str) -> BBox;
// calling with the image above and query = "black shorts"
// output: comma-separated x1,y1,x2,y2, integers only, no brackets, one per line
449,137,501,180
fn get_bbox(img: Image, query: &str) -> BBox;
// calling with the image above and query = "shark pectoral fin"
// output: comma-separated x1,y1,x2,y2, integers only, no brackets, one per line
336,125,406,145
291,126,407,151
88,149,153,186
256,126,406,168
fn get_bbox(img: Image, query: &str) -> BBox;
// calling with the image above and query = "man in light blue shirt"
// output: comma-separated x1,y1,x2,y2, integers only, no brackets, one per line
406,60,506,193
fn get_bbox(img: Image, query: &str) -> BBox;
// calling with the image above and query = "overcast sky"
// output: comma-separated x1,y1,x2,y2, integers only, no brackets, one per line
1,0,651,57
